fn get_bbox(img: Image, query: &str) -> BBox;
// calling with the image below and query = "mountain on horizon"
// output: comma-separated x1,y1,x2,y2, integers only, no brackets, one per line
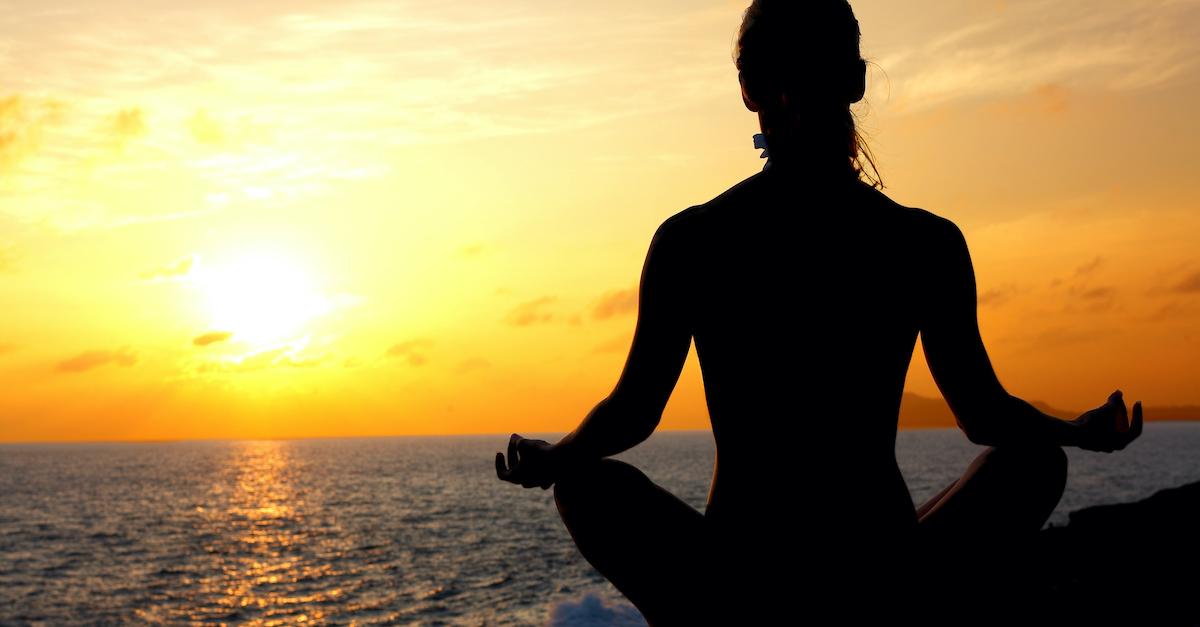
897,392,1199,430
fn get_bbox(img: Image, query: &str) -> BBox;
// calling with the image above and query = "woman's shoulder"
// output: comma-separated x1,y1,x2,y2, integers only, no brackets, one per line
665,170,771,225
858,184,963,237
857,187,973,276
661,173,966,246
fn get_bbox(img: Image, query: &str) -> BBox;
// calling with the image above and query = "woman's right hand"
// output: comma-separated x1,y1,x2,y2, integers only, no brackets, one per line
1070,390,1143,453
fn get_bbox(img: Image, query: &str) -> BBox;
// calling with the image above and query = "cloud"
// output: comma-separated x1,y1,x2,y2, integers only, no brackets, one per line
188,109,224,145
0,1,732,231
0,343,17,356
55,348,137,373
1073,256,1104,277
1073,286,1116,301
386,339,433,366
1172,271,1200,294
1144,300,1200,322
198,344,327,373
1063,284,1117,313
0,93,65,172
977,284,1020,308
591,288,638,320
193,331,233,347
140,255,197,281
872,0,1200,113
109,107,146,138
505,296,556,326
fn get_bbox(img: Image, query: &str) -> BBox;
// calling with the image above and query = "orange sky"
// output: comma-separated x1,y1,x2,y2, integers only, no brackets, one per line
1,0,1198,442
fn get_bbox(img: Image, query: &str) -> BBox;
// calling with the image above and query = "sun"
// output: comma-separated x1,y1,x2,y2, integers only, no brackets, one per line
195,250,330,346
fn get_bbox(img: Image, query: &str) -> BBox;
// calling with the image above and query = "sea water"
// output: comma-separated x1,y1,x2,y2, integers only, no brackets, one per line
2,423,1198,625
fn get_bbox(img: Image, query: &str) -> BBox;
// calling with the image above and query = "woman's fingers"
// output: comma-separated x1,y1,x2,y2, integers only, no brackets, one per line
508,434,522,472
496,434,524,484
1129,401,1144,443
499,434,558,488
495,452,510,480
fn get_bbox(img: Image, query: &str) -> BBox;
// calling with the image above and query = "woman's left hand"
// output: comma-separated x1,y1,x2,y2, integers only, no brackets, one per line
495,434,562,489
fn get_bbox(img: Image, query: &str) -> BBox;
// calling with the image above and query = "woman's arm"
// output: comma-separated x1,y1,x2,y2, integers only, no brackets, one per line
920,215,1083,448
552,214,694,463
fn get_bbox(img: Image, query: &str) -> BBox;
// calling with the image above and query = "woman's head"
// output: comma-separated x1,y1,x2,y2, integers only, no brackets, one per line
734,0,880,186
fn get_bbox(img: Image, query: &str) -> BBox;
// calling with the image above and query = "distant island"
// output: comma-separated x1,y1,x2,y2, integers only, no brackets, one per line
898,392,1200,430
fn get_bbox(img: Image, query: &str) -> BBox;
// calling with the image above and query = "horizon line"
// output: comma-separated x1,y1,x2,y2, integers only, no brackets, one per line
3,420,1198,446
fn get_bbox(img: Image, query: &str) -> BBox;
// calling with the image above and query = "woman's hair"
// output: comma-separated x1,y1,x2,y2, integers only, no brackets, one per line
735,0,882,188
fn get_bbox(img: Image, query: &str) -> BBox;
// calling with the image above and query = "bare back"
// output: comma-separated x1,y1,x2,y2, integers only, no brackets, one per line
658,164,956,559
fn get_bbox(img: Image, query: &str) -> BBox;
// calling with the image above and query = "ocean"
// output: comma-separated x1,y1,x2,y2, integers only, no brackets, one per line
2,423,1198,625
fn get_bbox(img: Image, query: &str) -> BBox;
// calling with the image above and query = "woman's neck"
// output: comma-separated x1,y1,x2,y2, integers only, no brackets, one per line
762,150,859,186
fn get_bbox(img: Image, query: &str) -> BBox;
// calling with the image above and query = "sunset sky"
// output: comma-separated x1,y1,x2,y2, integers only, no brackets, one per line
2,0,1198,441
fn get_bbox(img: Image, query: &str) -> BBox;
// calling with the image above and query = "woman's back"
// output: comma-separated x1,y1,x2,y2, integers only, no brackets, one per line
673,165,951,571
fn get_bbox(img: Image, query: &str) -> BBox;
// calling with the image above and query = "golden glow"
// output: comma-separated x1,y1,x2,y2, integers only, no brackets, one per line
0,0,1197,441
195,251,330,347
185,441,344,622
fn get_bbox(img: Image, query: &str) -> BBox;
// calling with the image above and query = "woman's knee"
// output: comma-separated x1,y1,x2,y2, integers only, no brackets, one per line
553,458,645,514
993,442,1067,476
984,442,1068,499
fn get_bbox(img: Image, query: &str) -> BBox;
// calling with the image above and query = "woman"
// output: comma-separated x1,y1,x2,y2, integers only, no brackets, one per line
496,1,1143,624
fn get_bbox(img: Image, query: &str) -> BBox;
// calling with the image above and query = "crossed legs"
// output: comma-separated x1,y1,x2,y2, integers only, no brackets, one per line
552,459,709,627
913,441,1069,618
918,442,1068,534
553,442,1069,625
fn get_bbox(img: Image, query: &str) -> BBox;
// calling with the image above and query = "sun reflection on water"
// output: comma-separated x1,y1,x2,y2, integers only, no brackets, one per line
196,441,342,625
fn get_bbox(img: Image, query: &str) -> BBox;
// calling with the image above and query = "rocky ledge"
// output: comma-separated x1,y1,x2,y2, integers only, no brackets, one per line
1033,481,1200,624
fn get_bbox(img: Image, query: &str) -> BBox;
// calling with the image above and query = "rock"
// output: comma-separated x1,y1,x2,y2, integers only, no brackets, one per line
1034,481,1200,624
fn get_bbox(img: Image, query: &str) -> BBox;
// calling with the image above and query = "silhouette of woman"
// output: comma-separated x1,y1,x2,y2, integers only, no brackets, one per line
496,1,1143,624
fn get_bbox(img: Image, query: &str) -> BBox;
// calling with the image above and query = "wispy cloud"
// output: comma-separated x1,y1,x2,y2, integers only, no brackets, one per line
32,0,1191,231
1073,286,1116,301
1172,271,1200,294
590,287,638,320
0,94,66,173
1073,256,1104,277
1144,300,1200,322
1064,284,1118,313
55,347,137,373
386,338,433,366
193,331,233,347
140,255,197,281
198,344,327,373
977,284,1020,308
108,107,146,139
504,296,556,327
870,0,1200,113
